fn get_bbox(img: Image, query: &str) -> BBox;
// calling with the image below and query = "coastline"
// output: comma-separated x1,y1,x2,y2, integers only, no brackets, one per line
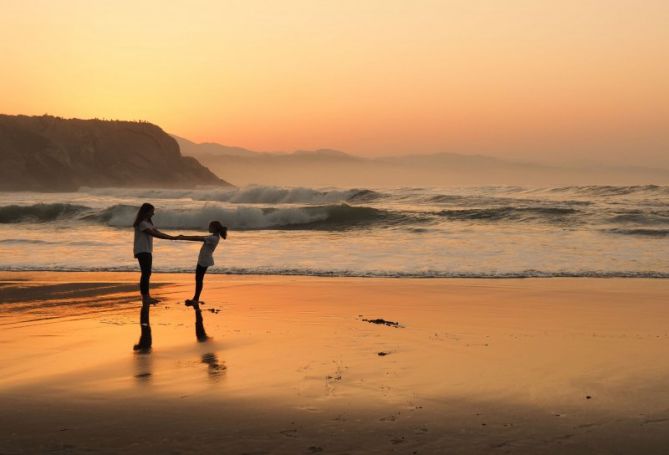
1,269,668,278
2,272,669,454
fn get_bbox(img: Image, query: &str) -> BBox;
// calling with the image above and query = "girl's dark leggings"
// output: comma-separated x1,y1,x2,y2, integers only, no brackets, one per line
136,253,152,296
194,264,208,301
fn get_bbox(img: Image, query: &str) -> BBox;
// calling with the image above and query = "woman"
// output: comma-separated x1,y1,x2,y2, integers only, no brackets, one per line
133,203,174,305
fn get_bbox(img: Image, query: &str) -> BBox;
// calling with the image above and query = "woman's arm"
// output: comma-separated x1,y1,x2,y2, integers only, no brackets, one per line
174,235,206,242
144,227,175,240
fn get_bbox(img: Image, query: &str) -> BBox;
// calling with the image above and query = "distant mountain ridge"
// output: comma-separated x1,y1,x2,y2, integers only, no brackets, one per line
173,135,358,160
0,115,230,191
175,136,669,186
173,135,258,158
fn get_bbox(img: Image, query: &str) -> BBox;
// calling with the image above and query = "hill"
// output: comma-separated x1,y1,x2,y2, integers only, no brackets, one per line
0,115,230,191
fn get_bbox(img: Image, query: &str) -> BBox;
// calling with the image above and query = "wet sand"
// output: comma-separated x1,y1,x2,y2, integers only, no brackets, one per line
1,272,669,454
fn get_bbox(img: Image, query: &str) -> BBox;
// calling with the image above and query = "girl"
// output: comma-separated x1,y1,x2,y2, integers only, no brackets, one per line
176,221,227,306
133,203,175,305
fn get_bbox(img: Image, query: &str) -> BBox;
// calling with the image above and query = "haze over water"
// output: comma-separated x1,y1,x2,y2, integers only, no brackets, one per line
1,185,667,277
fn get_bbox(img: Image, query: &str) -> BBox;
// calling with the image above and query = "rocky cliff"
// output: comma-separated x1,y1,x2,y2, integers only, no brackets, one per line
0,115,230,191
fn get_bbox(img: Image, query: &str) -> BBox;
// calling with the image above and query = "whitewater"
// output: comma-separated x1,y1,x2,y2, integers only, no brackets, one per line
0,185,667,277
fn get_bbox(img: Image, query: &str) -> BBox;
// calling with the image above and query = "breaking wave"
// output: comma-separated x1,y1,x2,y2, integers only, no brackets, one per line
82,185,384,205
0,203,91,223
607,228,669,238
4,200,669,231
87,203,407,230
436,206,580,222
0,201,406,230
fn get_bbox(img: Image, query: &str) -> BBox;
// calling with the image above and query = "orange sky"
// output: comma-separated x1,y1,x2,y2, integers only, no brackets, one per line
1,0,668,165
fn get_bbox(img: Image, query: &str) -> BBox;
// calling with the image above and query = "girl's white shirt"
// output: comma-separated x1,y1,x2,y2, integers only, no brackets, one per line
197,234,220,267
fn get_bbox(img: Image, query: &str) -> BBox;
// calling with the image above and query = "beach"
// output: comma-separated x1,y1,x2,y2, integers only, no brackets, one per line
1,272,668,454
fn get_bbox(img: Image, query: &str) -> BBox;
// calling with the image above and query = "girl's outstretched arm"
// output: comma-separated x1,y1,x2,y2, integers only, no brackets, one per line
175,235,206,242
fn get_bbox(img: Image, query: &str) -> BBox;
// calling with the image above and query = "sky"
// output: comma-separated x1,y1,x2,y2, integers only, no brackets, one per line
1,0,668,166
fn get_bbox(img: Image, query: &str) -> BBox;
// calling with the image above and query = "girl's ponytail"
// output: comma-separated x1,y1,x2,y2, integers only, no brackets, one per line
210,221,227,239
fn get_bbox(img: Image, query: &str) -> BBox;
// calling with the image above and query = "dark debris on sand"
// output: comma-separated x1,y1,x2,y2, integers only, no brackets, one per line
362,318,403,328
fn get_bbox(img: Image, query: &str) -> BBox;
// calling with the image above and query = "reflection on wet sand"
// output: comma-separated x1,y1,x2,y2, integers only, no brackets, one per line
192,302,226,379
192,303,209,342
131,296,224,382
134,351,153,383
133,302,152,353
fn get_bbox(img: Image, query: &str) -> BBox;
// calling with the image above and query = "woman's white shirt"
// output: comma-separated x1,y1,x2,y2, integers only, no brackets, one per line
134,220,153,256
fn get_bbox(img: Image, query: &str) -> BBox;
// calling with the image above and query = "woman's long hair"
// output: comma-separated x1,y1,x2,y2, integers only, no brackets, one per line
133,203,155,227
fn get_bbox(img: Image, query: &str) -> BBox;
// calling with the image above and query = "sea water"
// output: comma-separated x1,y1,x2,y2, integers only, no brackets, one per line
0,185,667,277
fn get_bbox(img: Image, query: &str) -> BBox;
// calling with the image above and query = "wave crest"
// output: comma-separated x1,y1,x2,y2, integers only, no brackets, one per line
82,185,383,204
547,185,669,197
607,210,669,226
607,228,669,237
0,203,91,223
437,206,579,222
86,203,400,230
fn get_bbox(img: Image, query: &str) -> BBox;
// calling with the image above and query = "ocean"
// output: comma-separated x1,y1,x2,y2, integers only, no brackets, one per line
0,185,667,278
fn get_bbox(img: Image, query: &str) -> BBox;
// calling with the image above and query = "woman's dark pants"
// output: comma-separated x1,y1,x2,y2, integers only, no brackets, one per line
135,253,153,349
136,252,152,297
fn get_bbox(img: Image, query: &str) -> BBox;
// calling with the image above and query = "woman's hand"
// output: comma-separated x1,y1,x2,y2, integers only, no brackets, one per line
146,228,176,241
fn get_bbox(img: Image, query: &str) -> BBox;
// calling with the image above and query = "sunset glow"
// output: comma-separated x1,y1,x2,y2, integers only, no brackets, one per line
2,0,668,164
